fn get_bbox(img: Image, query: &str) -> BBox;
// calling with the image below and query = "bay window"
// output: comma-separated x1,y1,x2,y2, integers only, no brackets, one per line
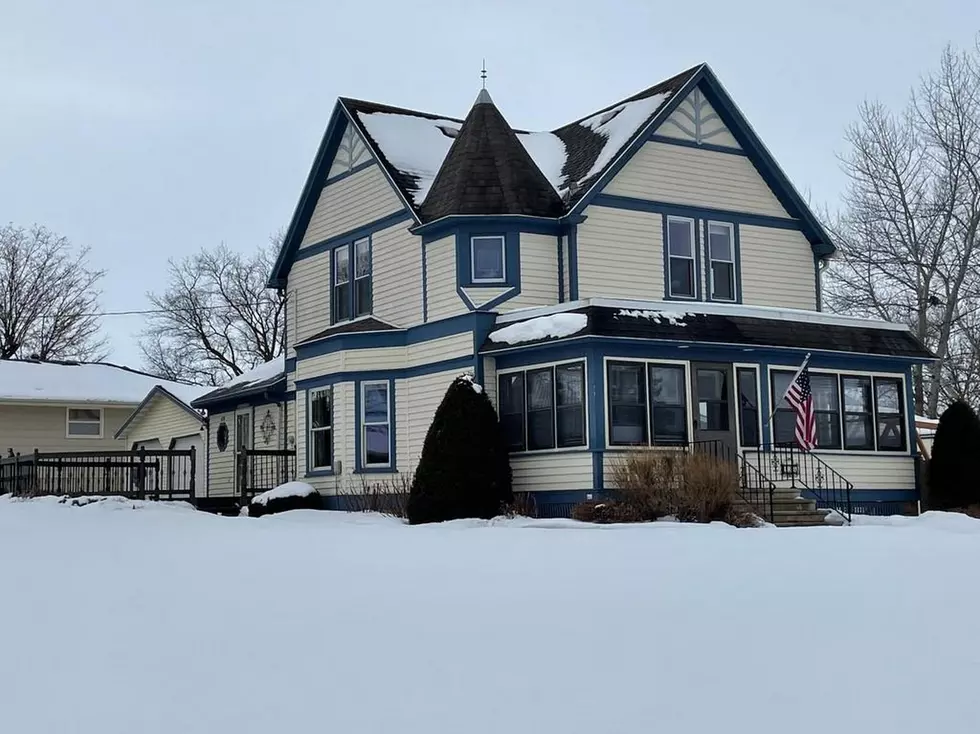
498,362,586,452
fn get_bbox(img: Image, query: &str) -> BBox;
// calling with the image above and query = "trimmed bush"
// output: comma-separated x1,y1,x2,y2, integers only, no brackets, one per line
928,400,980,511
248,488,323,518
407,374,512,524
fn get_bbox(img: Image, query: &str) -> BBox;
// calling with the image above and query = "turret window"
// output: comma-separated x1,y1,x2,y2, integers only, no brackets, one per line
471,236,506,283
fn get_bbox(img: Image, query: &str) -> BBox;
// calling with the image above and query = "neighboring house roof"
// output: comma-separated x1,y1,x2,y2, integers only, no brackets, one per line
113,385,209,440
190,356,286,409
0,359,205,406
418,89,565,221
479,300,935,359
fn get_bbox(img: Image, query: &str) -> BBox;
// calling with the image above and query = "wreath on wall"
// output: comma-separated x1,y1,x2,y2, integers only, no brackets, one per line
216,420,229,452
260,410,277,445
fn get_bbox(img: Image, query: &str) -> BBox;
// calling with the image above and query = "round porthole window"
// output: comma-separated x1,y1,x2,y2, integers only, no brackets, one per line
216,420,229,452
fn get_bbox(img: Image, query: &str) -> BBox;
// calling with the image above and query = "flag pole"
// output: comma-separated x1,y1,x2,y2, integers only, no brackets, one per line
765,352,812,431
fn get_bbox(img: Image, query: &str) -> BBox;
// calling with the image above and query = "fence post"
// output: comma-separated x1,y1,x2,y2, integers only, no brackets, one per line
189,445,197,500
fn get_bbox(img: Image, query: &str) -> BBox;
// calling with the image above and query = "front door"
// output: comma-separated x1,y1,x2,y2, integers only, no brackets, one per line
691,363,737,458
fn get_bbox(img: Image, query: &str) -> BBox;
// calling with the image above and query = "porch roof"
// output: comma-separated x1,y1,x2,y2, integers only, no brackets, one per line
479,300,934,359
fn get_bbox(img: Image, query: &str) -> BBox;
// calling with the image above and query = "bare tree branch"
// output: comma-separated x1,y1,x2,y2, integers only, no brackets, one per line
0,223,107,361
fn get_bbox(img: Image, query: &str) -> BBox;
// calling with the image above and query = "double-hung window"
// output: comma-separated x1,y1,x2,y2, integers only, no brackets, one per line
361,381,391,467
498,362,586,452
666,217,696,299
707,221,736,301
471,236,505,283
333,237,371,323
66,408,103,438
608,361,688,446
309,388,332,470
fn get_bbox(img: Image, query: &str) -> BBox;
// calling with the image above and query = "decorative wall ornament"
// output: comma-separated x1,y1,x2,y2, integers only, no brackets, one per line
260,410,277,445
216,419,229,452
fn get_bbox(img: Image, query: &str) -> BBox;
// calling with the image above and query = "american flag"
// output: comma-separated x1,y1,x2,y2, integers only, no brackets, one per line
785,363,817,450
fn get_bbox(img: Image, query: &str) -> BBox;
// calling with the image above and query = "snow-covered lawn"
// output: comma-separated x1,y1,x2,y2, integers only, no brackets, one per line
1,497,978,734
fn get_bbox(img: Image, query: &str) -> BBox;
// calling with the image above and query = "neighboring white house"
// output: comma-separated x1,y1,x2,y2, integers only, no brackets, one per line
226,61,934,520
0,359,204,457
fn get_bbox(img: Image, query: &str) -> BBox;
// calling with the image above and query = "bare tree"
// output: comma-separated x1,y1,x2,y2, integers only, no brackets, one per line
824,40,980,416
0,223,107,361
140,238,285,385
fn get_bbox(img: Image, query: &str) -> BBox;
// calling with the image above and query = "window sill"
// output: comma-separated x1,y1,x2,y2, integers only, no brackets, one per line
470,279,507,286
305,469,336,477
508,446,590,457
66,434,104,440
355,466,397,474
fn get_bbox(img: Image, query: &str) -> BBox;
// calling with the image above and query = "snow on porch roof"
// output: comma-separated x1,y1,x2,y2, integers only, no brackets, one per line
190,356,286,410
0,359,208,406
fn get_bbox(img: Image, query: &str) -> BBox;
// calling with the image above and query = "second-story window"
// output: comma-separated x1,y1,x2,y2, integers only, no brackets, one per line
707,221,736,302
332,236,372,323
666,217,696,298
471,235,506,283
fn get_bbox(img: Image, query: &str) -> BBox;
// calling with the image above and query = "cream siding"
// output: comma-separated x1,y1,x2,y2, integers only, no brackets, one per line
605,141,790,218
288,252,331,344
512,452,593,492
741,450,916,492
739,225,816,310
207,410,236,497
482,357,497,407
576,206,664,300
121,396,203,448
657,88,741,149
425,237,463,320
300,165,402,248
501,233,559,312
372,222,421,326
461,286,513,309
0,404,133,455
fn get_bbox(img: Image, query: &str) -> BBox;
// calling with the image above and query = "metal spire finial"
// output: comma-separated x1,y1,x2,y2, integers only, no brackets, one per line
481,59,487,89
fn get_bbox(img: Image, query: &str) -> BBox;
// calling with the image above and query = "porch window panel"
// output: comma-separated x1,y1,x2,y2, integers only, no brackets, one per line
842,375,874,450
498,373,526,452
737,368,760,447
874,377,906,451
811,374,841,449
608,362,648,446
771,371,797,445
650,364,687,445
526,368,555,451
556,363,586,448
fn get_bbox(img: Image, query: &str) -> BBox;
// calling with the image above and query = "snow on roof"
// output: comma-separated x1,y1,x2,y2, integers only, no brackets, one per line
0,360,207,406
356,111,461,205
515,131,568,193
616,309,691,327
572,93,670,188
488,313,588,346
222,356,285,389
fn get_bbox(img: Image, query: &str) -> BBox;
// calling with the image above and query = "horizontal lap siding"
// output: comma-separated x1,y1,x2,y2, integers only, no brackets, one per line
577,206,663,299
0,404,132,456
511,452,593,492
300,166,402,248
373,223,421,326
289,253,330,344
124,397,202,447
605,142,789,218
251,403,284,451
482,357,497,406
739,225,816,310
813,454,916,491
502,233,559,312
207,409,236,496
426,238,463,320
295,333,472,382
402,369,460,474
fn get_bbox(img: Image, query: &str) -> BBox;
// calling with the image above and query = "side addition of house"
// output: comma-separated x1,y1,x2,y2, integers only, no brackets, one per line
252,63,932,519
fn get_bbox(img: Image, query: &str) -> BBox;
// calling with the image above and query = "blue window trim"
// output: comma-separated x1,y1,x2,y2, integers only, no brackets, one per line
663,214,701,301
469,235,507,284
567,224,579,301
454,229,521,311
704,219,741,304
354,378,397,473
557,235,565,302
305,385,335,477
330,235,373,325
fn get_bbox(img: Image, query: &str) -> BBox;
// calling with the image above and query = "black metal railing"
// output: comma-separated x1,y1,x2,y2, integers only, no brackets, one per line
687,440,775,523
0,448,197,501
237,448,297,503
747,442,853,523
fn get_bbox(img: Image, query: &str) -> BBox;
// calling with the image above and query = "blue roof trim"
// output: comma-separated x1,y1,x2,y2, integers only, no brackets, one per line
570,64,836,258
268,104,417,288
414,214,575,243
593,194,803,231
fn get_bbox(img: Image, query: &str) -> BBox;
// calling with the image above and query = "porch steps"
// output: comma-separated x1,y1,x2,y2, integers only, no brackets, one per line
735,490,837,528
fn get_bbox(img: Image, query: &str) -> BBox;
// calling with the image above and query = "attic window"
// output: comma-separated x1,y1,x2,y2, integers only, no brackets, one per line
437,125,459,139
597,106,624,126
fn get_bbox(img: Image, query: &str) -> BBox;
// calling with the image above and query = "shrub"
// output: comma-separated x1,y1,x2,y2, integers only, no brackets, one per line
339,475,411,517
502,492,538,518
407,374,512,524
571,499,645,523
248,485,323,518
928,400,980,511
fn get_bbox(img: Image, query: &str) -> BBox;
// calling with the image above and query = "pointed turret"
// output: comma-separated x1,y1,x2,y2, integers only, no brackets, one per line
419,88,565,221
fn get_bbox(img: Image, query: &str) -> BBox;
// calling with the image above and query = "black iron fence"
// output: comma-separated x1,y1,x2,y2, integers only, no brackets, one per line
744,442,853,523
0,448,197,501
237,448,297,503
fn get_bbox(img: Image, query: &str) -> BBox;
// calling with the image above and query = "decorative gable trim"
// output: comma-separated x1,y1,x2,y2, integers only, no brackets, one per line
571,65,836,258
268,104,416,289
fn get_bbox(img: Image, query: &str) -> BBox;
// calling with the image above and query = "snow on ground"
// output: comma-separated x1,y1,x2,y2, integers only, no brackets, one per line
1,498,979,734
489,313,588,345
251,481,317,506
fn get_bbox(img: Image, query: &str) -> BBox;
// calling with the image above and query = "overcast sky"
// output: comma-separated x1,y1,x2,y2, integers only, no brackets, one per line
2,0,978,369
